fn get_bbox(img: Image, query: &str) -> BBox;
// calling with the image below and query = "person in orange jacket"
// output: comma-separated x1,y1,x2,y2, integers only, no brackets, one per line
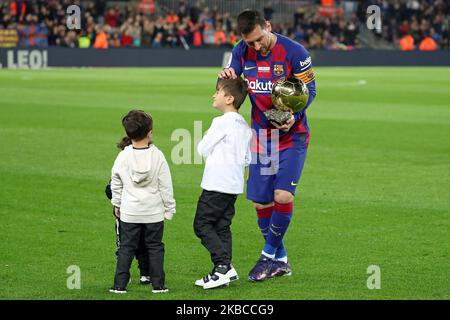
94,26,109,49
10,0,26,22
399,34,414,51
419,36,438,51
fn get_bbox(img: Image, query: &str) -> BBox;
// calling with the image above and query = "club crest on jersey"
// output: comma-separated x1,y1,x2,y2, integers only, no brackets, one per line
273,64,284,76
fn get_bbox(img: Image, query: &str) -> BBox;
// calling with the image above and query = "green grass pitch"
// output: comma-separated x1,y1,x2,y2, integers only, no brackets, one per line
0,67,449,300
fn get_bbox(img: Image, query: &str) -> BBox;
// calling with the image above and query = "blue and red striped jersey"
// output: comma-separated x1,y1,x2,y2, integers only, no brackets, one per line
227,33,316,152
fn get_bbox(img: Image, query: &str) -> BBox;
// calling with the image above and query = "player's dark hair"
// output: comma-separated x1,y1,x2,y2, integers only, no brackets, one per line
217,78,248,110
117,109,153,149
237,9,267,35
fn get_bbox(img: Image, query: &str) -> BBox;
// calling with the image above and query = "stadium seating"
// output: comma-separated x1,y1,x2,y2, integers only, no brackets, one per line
0,0,448,50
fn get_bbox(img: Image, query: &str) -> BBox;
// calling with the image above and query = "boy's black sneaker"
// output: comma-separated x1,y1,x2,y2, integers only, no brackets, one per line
195,264,238,287
109,287,127,294
152,286,169,293
202,264,232,289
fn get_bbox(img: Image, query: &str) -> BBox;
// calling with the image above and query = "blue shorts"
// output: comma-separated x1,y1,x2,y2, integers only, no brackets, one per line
247,137,309,204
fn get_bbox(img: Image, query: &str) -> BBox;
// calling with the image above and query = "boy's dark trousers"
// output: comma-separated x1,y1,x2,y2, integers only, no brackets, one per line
115,219,149,276
107,182,150,277
105,180,150,277
193,189,237,266
114,220,165,288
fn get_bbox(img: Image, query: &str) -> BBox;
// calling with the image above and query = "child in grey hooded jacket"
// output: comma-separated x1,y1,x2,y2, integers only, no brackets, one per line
110,110,175,294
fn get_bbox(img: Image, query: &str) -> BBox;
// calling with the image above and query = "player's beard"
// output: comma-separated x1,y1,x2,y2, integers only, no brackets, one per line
260,33,275,56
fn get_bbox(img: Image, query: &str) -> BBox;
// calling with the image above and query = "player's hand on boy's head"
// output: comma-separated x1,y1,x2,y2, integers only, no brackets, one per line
114,207,120,218
218,67,237,79
271,114,295,132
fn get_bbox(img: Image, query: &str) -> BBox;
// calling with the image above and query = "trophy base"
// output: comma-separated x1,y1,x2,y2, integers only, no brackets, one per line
263,108,292,126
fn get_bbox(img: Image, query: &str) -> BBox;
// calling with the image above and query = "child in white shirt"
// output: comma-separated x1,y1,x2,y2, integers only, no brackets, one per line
194,78,252,289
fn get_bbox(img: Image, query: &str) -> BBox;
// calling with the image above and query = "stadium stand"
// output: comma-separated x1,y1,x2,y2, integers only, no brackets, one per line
0,0,448,50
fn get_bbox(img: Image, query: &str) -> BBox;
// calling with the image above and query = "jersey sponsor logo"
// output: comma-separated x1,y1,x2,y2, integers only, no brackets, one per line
244,65,257,71
299,56,312,70
245,78,273,93
290,181,298,186
273,64,284,76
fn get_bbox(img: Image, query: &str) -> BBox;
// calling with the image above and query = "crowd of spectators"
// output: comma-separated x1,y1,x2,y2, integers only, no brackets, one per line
356,0,449,50
0,0,448,50
277,6,360,50
0,0,240,49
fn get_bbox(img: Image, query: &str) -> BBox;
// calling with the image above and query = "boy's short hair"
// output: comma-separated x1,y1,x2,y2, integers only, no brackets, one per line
122,110,153,141
237,9,266,35
216,77,248,109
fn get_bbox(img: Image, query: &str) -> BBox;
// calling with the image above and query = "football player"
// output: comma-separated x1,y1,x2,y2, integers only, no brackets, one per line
219,9,317,281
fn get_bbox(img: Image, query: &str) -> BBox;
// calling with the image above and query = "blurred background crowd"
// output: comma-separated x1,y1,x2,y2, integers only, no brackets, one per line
0,0,448,50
